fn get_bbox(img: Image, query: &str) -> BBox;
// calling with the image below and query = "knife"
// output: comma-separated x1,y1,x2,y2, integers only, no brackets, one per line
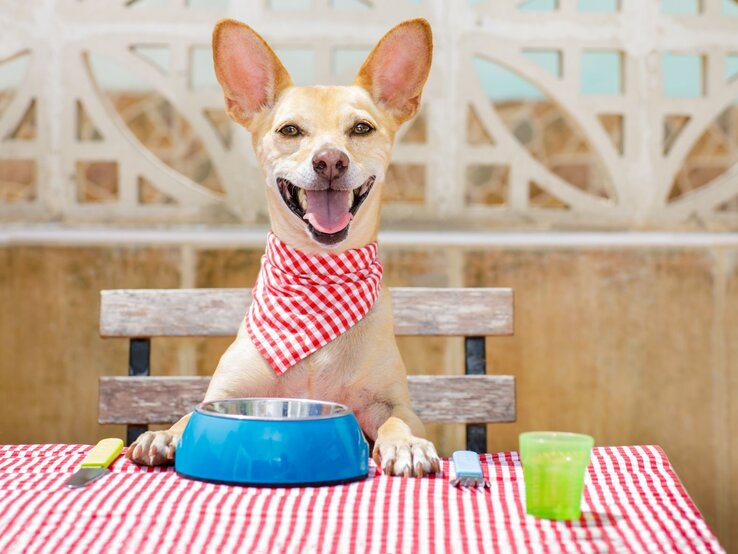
64,438,124,489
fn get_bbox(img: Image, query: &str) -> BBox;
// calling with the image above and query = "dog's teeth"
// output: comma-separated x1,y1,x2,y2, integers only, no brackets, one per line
297,188,307,210
347,190,354,208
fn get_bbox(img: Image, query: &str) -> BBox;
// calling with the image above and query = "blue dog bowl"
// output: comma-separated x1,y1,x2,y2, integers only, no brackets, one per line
175,398,369,487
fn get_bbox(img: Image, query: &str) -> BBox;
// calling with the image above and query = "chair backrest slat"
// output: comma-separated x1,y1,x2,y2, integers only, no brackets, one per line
100,287,513,337
98,286,517,442
98,375,516,425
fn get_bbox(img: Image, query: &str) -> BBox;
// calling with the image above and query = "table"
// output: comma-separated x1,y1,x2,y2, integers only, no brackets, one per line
0,444,723,553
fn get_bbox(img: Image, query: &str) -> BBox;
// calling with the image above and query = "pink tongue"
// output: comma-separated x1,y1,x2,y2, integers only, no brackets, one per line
304,190,353,234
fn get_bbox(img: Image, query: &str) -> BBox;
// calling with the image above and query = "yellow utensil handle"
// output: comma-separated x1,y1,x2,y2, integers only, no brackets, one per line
80,438,124,468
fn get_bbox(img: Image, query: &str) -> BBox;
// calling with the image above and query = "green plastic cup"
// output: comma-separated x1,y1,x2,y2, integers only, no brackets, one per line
519,432,594,520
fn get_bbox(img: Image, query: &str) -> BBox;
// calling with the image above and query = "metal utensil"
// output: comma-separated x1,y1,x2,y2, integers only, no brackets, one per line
64,438,123,489
451,450,490,488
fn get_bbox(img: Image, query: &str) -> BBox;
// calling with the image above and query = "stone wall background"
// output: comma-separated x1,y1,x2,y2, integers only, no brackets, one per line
3,0,738,227
2,0,738,551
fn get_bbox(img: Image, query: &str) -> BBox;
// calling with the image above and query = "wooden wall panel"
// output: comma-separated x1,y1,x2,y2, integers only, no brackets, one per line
0,247,181,444
464,249,726,548
725,251,738,552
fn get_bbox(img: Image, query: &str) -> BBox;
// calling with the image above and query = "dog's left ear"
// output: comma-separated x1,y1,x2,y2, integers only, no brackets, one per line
212,19,292,127
355,18,433,124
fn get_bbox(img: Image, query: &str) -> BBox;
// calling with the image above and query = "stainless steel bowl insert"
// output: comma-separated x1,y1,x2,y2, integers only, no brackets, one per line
196,398,351,421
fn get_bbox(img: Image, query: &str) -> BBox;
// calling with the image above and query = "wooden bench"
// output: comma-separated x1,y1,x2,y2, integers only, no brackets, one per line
98,287,515,452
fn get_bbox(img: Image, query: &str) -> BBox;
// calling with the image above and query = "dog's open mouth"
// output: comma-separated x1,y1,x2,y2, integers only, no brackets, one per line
277,176,375,245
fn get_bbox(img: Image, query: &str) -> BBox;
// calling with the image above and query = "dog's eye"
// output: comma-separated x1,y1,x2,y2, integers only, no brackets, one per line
352,122,374,135
278,124,301,137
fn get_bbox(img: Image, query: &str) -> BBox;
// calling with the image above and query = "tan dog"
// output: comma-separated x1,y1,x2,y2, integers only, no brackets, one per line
126,17,439,477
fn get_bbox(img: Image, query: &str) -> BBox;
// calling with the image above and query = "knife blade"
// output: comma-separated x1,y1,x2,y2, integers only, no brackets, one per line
64,438,123,489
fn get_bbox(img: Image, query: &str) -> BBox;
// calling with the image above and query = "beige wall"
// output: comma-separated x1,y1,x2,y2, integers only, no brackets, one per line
1,242,736,549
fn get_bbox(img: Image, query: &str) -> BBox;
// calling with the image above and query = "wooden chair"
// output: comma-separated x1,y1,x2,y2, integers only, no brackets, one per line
98,287,515,453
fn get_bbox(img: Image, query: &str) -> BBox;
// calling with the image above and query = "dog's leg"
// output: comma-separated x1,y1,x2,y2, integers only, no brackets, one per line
372,406,441,477
126,324,275,466
124,413,190,466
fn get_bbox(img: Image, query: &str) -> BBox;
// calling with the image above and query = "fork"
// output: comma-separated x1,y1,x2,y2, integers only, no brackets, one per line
451,450,491,488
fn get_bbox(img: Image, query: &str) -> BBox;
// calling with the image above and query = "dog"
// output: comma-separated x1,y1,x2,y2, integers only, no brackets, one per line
126,17,440,478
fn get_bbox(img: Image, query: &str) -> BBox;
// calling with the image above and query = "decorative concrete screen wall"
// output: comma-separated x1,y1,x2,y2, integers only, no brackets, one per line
1,0,737,229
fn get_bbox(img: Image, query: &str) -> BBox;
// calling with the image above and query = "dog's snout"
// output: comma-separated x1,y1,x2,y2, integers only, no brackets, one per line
312,149,349,181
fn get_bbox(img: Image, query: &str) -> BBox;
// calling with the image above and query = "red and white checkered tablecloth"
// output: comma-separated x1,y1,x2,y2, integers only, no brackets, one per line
0,444,723,553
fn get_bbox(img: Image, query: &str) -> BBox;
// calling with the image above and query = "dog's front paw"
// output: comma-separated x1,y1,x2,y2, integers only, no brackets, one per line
125,431,178,466
372,436,441,477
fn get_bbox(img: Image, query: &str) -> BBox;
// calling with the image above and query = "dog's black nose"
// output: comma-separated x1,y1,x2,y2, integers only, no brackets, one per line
312,149,349,181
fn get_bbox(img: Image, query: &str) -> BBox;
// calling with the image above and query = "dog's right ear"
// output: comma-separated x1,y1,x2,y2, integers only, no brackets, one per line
212,19,292,127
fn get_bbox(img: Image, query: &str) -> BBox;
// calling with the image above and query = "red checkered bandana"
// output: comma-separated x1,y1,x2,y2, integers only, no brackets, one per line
246,232,383,375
